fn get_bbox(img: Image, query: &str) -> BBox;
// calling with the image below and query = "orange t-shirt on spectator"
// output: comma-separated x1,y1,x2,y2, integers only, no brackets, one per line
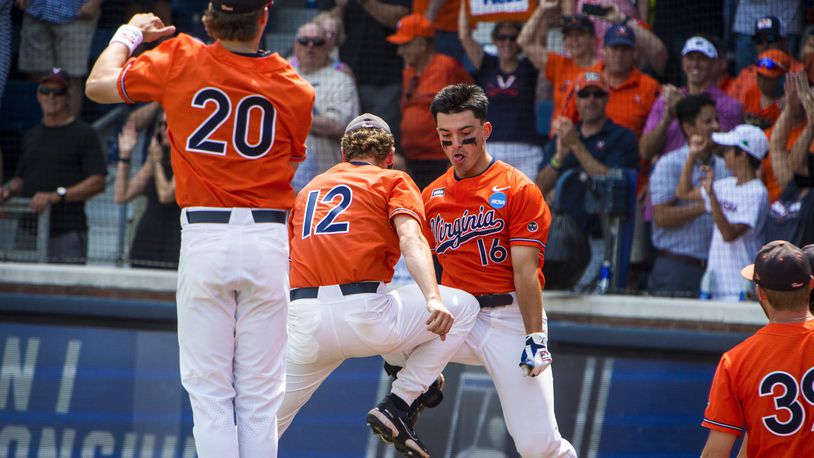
741,86,781,129
400,53,473,161
413,0,458,31
762,123,814,202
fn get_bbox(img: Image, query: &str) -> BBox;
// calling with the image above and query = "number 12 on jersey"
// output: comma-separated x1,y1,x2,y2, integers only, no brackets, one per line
301,185,354,239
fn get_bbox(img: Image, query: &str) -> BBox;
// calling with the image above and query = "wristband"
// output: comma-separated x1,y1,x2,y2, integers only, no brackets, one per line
109,25,143,56
549,156,562,170
118,157,131,164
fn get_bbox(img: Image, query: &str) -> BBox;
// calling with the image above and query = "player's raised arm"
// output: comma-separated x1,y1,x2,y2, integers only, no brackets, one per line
86,13,175,103
393,213,454,340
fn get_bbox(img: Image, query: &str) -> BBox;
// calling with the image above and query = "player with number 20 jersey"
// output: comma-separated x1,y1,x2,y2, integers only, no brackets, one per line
85,2,314,457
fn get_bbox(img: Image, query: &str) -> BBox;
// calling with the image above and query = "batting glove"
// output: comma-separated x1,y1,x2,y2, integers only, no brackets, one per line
519,332,552,377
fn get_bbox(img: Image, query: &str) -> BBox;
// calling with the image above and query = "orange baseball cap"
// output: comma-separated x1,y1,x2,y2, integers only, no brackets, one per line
575,71,609,94
756,49,790,78
387,14,435,45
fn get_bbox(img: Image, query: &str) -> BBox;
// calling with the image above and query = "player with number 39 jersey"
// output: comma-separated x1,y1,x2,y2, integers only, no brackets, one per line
701,241,814,458
423,160,550,296
85,2,314,457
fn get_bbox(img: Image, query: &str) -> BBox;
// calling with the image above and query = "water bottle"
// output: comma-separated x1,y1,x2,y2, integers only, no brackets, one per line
596,260,611,294
699,270,714,300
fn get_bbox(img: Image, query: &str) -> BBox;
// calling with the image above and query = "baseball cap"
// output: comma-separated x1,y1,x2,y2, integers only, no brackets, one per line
604,24,635,47
562,15,595,34
756,49,790,78
682,36,717,59
38,68,69,88
386,14,434,45
741,240,812,291
345,113,391,134
803,245,814,278
753,16,785,40
711,124,769,160
211,0,271,13
575,71,608,94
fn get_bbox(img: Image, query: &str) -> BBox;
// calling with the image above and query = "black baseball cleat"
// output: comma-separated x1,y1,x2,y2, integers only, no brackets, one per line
366,394,431,457
383,362,445,427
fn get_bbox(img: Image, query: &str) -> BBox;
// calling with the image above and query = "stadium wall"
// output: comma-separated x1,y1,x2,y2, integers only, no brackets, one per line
0,264,762,458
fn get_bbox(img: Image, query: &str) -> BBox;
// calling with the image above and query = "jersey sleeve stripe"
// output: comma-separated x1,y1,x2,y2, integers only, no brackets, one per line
510,238,546,248
389,207,421,222
701,419,744,433
119,61,136,105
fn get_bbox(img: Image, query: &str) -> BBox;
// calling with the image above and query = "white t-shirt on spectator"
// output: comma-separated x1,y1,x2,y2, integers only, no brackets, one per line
705,177,768,300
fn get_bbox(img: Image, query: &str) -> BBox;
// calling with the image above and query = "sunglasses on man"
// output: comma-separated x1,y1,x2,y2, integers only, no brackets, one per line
495,34,518,42
577,89,607,99
38,86,68,96
297,37,326,47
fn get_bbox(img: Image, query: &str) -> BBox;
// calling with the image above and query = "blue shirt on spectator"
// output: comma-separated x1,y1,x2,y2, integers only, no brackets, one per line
25,0,84,24
541,119,638,237
477,54,543,145
649,145,730,260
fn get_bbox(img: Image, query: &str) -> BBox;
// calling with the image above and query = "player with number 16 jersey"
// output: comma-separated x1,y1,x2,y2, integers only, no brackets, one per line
423,159,550,295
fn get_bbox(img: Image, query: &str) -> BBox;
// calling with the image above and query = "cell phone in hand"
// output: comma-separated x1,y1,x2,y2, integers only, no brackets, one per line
581,3,610,17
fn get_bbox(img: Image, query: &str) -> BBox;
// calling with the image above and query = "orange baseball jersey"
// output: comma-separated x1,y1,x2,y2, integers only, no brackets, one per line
117,34,315,209
702,320,814,457
422,160,550,296
289,161,425,288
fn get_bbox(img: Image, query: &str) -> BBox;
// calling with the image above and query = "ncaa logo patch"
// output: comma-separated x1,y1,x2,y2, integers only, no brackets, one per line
489,192,507,209
527,221,538,232
431,187,445,198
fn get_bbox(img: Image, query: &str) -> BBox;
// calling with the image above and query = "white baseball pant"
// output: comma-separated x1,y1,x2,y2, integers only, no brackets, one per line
449,294,577,458
277,283,480,436
177,208,289,458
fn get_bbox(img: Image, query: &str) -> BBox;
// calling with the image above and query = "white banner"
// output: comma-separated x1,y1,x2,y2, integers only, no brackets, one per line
468,0,531,16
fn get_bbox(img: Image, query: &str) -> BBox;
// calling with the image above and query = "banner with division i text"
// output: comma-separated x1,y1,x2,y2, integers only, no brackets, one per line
0,323,196,458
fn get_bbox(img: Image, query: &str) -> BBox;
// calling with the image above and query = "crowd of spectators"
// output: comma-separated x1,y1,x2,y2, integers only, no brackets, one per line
1,0,813,301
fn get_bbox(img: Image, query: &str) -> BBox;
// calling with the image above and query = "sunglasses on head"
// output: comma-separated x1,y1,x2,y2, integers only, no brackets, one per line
297,37,326,47
495,34,518,42
38,86,67,96
577,89,606,99
757,57,786,72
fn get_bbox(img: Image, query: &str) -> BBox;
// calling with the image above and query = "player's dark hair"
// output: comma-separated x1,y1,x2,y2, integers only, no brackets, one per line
764,287,811,311
431,84,488,123
203,6,264,42
491,22,522,41
676,94,715,139
341,128,394,163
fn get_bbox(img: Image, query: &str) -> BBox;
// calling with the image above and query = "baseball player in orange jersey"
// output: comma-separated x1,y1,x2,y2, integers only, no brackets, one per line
422,84,576,457
701,240,814,458
278,113,479,457
85,2,315,457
